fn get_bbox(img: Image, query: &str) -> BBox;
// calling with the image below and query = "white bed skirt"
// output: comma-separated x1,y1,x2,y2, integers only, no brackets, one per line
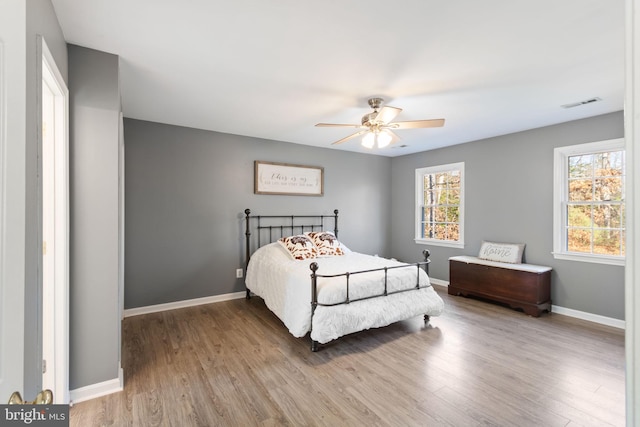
312,286,443,344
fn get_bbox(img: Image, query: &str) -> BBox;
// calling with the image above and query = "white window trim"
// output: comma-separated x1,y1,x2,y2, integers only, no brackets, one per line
552,138,625,266
414,162,465,248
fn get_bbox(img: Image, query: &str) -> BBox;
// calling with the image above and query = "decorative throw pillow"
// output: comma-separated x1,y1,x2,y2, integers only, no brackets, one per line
278,234,318,260
478,241,525,264
305,231,345,256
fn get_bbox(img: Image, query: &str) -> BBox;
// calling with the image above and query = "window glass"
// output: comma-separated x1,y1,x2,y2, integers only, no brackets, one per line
553,139,625,265
415,163,464,248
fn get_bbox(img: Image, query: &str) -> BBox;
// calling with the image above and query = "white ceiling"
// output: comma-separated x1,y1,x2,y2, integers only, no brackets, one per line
50,0,624,157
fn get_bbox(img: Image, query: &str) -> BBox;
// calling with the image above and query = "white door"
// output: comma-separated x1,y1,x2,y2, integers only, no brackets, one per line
40,38,70,404
41,55,56,394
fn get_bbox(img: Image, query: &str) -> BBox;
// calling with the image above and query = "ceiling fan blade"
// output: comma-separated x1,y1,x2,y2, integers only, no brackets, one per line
374,106,402,124
331,130,368,145
315,123,364,128
391,118,445,129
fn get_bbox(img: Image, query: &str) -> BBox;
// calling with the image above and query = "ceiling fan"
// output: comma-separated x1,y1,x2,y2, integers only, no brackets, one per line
315,98,445,148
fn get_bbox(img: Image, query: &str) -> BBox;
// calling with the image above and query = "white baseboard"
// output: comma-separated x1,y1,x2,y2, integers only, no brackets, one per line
551,304,625,329
429,278,449,288
432,277,624,329
123,291,246,318
70,365,123,405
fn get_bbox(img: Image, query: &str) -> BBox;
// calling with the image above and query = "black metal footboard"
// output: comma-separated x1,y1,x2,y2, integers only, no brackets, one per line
309,249,431,352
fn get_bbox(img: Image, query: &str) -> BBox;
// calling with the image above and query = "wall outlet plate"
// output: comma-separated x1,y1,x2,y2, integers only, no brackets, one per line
236,268,243,278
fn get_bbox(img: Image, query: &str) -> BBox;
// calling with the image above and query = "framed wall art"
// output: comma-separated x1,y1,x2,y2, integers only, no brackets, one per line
254,161,324,196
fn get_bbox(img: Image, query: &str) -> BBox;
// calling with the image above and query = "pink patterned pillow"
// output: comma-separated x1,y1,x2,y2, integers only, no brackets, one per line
278,235,318,260
306,231,345,257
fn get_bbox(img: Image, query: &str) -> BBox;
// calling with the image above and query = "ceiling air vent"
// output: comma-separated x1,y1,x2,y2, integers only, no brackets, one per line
561,97,602,109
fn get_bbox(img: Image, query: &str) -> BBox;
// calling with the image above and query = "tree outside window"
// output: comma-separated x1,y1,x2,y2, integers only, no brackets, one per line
415,163,464,248
554,139,625,266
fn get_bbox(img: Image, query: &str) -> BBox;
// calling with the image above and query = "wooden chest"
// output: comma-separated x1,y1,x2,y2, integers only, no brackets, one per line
448,256,552,317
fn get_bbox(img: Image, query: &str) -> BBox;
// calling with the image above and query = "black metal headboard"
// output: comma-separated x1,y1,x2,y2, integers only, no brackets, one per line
244,208,339,268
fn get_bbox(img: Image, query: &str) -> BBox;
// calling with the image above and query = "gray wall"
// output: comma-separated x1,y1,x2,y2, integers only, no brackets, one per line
124,119,391,309
391,111,625,320
68,45,121,389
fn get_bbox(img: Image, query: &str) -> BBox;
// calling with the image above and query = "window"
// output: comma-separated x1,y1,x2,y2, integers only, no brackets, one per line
415,162,464,248
553,138,625,266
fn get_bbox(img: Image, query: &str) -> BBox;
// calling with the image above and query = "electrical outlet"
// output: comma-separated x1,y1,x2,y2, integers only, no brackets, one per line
236,268,243,279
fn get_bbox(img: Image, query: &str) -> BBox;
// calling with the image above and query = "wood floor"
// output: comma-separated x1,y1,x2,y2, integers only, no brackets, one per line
69,286,626,426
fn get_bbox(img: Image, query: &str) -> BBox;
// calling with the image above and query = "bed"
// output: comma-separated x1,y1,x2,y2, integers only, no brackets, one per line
243,209,444,351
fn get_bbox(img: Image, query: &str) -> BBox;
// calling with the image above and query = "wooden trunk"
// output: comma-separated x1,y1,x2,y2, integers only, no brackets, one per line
449,258,551,317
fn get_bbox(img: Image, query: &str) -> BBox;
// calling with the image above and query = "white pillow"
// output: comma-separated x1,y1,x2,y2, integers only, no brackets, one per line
478,241,525,264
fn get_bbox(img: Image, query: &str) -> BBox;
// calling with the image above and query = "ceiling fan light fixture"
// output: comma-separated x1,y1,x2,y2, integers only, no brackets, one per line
361,132,375,149
361,130,392,149
377,131,392,148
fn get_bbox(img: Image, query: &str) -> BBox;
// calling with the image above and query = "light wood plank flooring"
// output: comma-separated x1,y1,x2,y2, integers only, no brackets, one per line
70,286,625,426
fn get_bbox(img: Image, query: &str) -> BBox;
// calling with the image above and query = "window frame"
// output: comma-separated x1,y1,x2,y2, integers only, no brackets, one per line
552,138,625,266
414,162,465,248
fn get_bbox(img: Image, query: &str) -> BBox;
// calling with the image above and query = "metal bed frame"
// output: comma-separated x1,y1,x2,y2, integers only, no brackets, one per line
244,208,432,351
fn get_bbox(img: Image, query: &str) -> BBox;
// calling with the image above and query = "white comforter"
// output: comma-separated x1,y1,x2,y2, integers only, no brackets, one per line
245,243,444,344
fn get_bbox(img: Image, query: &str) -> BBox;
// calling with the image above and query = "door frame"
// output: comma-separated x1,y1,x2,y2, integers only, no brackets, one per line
38,36,69,405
